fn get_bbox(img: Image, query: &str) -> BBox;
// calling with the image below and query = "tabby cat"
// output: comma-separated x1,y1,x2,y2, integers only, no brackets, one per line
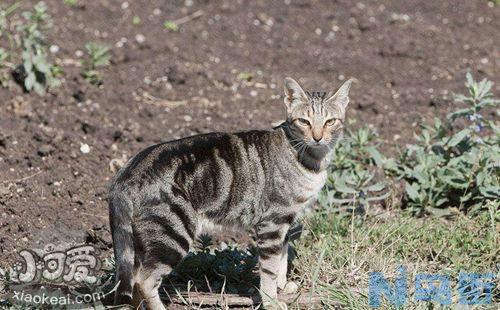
109,77,352,309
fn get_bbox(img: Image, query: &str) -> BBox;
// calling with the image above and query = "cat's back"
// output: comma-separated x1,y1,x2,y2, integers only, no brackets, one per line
111,128,289,191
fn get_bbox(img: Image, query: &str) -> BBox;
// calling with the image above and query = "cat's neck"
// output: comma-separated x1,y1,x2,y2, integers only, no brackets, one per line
279,122,333,172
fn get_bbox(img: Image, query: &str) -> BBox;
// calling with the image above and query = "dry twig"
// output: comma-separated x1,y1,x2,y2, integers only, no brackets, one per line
162,291,327,307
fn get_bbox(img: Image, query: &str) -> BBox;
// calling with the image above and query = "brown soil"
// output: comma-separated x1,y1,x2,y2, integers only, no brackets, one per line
0,0,499,269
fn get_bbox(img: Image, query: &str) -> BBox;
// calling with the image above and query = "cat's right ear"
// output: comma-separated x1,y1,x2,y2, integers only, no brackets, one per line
284,77,307,112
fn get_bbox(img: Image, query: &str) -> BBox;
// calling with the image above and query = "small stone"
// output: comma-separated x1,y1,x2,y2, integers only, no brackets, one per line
49,45,60,54
80,143,90,154
135,33,146,44
250,90,258,97
0,184,10,197
37,144,53,157
183,115,192,122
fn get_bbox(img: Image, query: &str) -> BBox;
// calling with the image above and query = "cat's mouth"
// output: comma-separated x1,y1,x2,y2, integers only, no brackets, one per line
308,141,330,149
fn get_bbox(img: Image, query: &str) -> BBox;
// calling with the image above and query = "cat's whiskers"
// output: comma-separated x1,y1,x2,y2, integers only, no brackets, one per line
290,140,305,160
288,137,304,144
299,142,309,162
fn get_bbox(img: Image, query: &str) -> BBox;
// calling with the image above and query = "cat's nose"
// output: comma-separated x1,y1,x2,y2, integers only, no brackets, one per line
313,137,322,142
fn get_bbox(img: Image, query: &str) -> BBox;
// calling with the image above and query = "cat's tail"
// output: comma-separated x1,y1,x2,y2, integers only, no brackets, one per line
109,190,135,306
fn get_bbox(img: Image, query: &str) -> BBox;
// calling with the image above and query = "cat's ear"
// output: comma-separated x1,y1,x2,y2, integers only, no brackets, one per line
284,77,308,112
325,79,353,109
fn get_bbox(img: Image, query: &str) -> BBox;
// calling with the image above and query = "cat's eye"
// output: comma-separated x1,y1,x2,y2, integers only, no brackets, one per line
296,118,311,126
325,118,337,126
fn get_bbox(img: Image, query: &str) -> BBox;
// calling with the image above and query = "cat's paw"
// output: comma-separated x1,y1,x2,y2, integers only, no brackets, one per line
280,281,299,294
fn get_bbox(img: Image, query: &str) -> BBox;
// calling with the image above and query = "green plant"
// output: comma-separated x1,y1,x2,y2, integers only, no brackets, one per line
0,48,7,64
81,42,111,85
237,72,253,82
164,20,179,32
132,15,141,25
167,234,258,294
17,1,60,95
319,126,389,219
0,10,6,37
0,3,20,77
0,7,8,37
0,2,21,38
0,48,9,86
320,74,498,217
386,73,499,215
63,0,78,6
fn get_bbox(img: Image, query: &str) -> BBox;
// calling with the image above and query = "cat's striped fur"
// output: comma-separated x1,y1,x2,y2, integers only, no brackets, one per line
109,77,352,309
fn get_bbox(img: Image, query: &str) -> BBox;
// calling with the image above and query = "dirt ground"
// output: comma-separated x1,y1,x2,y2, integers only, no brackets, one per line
0,0,498,268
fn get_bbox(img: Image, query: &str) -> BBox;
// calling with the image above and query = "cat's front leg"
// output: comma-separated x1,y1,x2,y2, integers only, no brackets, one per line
276,242,298,294
256,221,290,309
277,233,299,294
276,242,288,290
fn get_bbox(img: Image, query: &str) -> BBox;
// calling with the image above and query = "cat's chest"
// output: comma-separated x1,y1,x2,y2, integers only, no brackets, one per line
299,170,327,194
289,169,327,207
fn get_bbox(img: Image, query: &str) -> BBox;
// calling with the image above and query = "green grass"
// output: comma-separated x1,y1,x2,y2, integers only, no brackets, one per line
292,202,499,309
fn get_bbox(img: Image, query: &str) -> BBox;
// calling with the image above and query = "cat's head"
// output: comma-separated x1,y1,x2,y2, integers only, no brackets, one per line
283,77,352,149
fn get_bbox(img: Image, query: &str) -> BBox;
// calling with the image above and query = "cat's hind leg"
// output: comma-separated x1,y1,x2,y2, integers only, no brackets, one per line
133,233,193,310
133,194,198,309
134,264,170,310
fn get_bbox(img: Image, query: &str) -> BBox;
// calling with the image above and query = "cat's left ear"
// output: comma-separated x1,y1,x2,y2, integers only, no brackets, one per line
325,79,353,109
